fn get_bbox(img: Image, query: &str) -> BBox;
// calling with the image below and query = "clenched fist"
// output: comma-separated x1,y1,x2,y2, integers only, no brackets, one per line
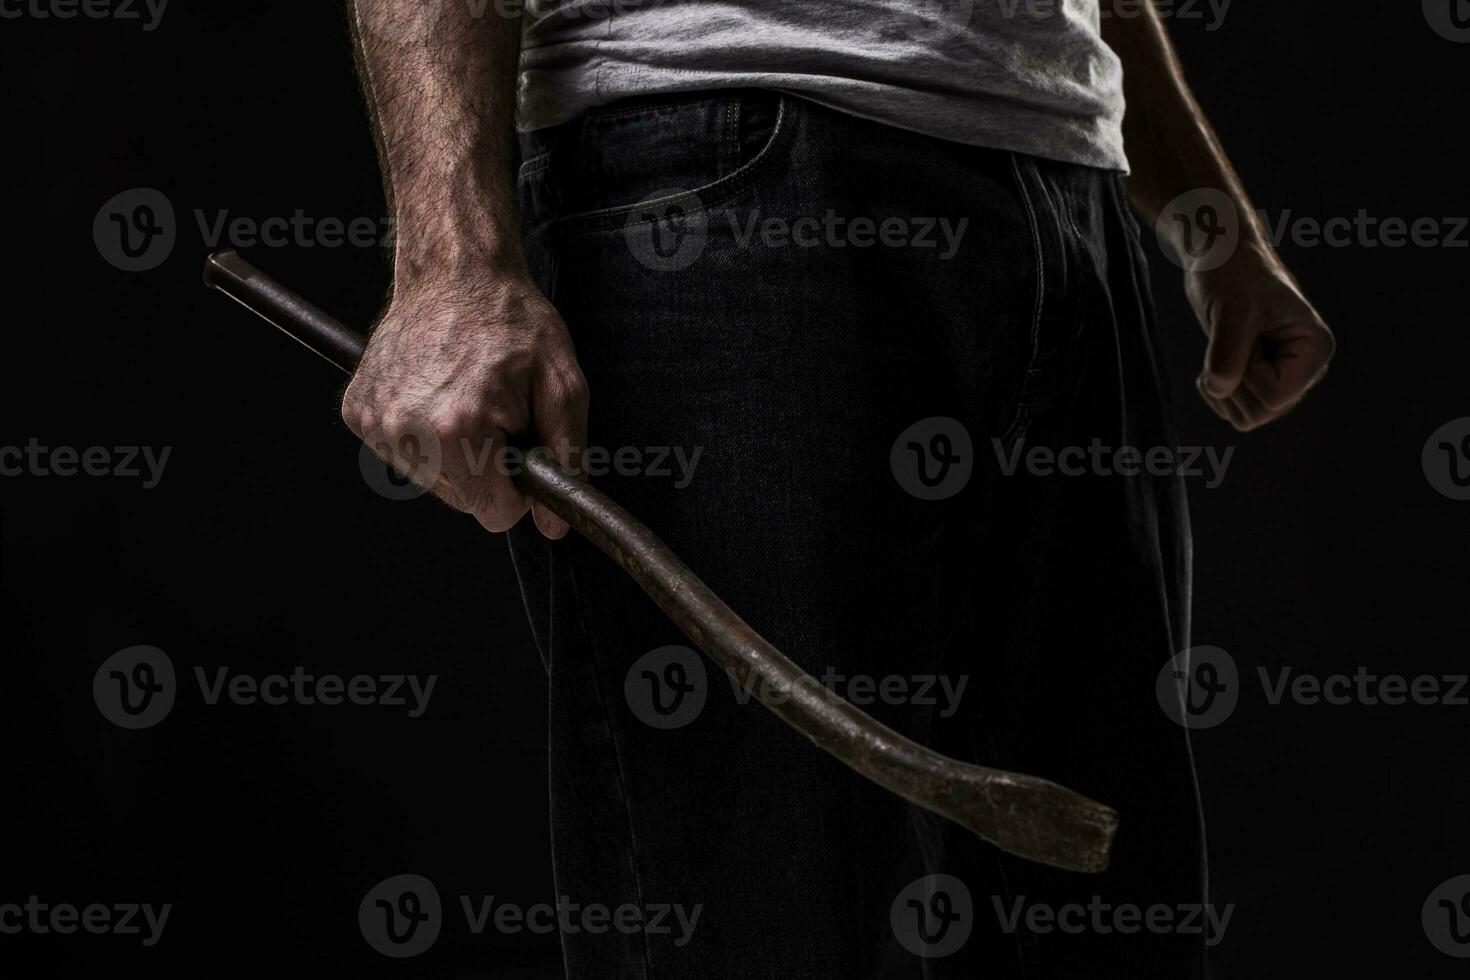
341,272,589,539
1187,242,1336,432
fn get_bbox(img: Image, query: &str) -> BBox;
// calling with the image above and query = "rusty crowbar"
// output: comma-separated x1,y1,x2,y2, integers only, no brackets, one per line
203,249,1119,873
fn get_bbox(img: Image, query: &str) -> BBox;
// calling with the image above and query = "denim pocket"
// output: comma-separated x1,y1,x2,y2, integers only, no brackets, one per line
553,90,791,235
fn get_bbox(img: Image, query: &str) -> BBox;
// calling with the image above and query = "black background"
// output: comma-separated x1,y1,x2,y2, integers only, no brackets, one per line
2,2,1468,976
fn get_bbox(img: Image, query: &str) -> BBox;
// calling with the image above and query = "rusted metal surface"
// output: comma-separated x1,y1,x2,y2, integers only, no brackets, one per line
204,249,1119,873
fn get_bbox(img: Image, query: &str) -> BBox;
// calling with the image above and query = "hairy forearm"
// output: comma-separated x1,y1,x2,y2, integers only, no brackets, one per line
1103,4,1270,255
342,3,587,541
349,1,526,285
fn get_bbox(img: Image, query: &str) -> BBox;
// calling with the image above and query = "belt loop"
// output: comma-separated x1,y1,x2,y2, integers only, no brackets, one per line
721,93,742,177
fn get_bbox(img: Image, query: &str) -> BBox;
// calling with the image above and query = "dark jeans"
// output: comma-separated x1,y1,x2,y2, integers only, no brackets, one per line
510,90,1207,979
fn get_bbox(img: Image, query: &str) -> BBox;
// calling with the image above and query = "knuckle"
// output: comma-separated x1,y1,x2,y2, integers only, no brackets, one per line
377,408,410,440
428,406,472,444
484,403,527,436
562,368,590,404
547,368,591,416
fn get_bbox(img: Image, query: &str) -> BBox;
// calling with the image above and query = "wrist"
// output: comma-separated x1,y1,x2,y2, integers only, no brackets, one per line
389,171,529,288
392,222,530,296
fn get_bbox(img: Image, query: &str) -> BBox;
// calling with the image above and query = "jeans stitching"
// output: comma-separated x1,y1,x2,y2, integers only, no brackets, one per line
565,557,654,979
585,97,703,123
1002,153,1045,445
518,151,553,183
555,95,793,234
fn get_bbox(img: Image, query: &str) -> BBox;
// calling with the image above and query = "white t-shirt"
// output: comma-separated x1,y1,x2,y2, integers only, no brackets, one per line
518,0,1128,171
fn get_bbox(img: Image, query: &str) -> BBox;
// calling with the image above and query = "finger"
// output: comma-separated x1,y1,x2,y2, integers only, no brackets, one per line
530,369,590,541
369,416,448,496
1201,326,1257,400
1245,330,1333,413
460,425,532,533
1227,383,1282,432
1197,374,1237,426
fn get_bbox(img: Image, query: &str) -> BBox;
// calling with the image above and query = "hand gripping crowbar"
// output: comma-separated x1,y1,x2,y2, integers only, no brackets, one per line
203,249,1119,874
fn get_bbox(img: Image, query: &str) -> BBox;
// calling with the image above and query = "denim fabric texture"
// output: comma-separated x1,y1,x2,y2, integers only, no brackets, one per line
508,90,1207,980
